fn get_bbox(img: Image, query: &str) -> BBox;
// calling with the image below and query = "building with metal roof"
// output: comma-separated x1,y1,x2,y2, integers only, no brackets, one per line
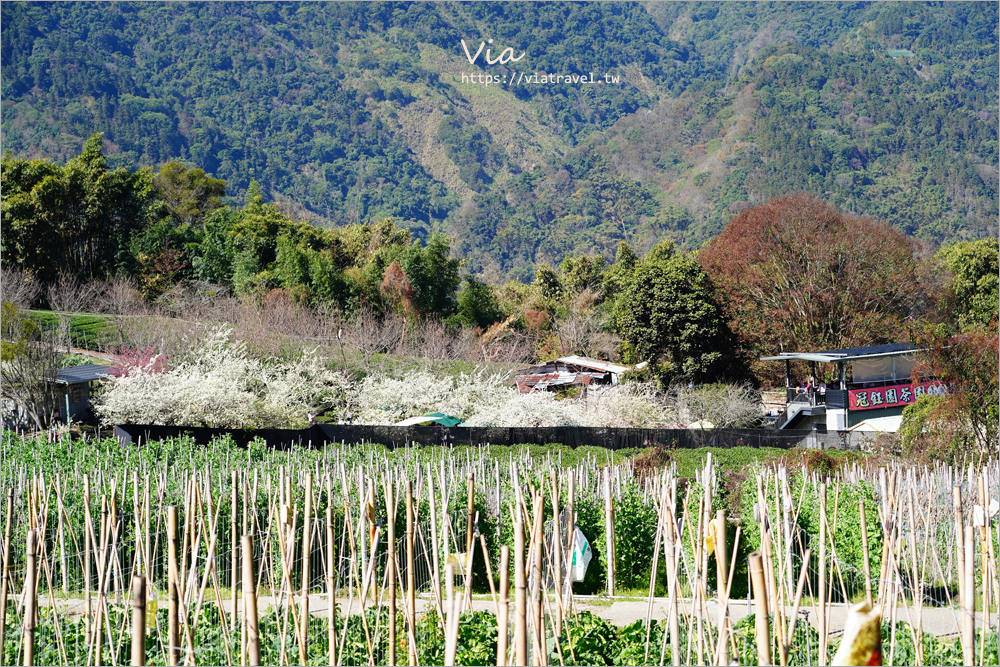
761,343,942,432
515,356,630,393
48,363,113,423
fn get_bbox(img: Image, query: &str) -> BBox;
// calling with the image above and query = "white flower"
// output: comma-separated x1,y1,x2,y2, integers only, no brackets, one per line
94,326,349,428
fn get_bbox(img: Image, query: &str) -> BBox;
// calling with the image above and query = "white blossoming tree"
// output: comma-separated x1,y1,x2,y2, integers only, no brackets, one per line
94,327,349,428
348,371,675,428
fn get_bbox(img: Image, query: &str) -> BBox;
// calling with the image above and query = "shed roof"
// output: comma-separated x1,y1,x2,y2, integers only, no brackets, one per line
51,364,113,385
555,355,630,375
516,356,629,375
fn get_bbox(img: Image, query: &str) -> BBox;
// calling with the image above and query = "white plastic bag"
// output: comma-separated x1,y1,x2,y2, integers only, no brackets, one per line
570,526,593,582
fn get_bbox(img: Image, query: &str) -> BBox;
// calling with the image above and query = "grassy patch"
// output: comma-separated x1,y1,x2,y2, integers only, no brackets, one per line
27,310,118,350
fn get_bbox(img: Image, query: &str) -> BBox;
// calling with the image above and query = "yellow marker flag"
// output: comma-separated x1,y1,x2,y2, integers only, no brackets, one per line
705,516,722,556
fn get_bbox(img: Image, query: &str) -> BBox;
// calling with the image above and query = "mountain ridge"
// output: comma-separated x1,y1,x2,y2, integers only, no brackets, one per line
2,1,996,280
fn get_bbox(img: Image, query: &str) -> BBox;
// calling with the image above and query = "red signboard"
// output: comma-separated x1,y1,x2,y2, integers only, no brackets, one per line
848,381,947,411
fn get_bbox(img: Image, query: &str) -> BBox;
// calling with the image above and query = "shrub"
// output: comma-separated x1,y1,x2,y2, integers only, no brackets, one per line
551,611,618,666
614,490,659,590
739,472,882,603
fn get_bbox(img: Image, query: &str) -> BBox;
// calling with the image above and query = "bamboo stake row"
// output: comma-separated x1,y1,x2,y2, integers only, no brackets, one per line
0,448,998,666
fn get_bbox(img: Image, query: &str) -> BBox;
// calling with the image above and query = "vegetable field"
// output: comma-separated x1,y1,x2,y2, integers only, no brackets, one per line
0,432,997,665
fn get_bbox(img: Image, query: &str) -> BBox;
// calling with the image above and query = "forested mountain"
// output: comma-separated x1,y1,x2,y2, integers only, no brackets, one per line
2,1,997,280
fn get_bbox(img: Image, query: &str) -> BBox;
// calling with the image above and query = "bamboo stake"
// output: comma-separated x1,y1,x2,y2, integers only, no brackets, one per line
818,482,828,666
466,471,475,554
406,480,417,666
514,509,528,667
785,549,811,659
301,472,313,667
445,562,459,666
241,474,250,666
643,484,668,664
963,525,975,665
327,505,337,667
565,468,575,611
23,530,37,667
84,474,93,643
549,471,563,638
243,535,261,667
276,499,302,667
604,470,615,596
498,545,510,667
386,477,397,667
714,509,729,666
668,478,681,667
231,471,239,641
167,506,180,667
462,519,476,613
180,480,193,605
94,494,108,667
480,530,500,615
749,551,771,666
530,489,546,666
906,486,924,665
132,576,146,666
0,488,13,658
144,472,151,587
860,496,873,608
57,474,68,594
955,486,966,616
427,462,444,623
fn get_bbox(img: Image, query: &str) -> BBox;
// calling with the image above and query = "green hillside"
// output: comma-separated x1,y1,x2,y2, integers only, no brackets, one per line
2,1,996,280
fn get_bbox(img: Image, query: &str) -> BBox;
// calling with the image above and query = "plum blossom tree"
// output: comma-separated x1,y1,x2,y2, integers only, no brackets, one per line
93,326,349,428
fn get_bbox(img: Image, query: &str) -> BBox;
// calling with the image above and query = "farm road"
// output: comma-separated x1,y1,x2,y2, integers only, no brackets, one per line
36,593,988,638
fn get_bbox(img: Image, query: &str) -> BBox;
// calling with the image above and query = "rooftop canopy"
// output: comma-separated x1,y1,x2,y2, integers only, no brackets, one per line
760,342,917,364
50,364,113,385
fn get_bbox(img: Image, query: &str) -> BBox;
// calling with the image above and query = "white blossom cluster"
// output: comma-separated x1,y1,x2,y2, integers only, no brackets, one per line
94,327,349,428
95,328,753,430
347,372,674,428
347,371,506,425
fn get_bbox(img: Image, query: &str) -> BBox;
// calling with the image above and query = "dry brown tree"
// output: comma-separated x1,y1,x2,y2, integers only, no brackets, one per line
0,267,41,309
669,381,763,428
46,273,98,352
380,262,418,318
341,306,407,372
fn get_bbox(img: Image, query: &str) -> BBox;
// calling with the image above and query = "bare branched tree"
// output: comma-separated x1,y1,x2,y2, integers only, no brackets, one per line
93,275,145,316
670,381,763,428
417,318,452,361
342,307,406,372
0,267,42,309
480,330,535,365
555,310,619,360
46,273,98,352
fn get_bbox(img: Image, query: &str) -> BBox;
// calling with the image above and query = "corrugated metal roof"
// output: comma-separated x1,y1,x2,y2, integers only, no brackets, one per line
52,364,113,385
516,356,629,376
555,355,630,374
516,371,598,392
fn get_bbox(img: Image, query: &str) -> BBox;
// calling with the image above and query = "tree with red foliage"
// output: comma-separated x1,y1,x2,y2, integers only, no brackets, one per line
698,194,919,384
908,325,999,456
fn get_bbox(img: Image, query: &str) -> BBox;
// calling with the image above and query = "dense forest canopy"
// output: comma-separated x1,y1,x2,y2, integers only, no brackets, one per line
1,1,996,280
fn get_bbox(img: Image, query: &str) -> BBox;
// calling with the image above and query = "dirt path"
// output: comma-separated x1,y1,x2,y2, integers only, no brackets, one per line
30,592,986,638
